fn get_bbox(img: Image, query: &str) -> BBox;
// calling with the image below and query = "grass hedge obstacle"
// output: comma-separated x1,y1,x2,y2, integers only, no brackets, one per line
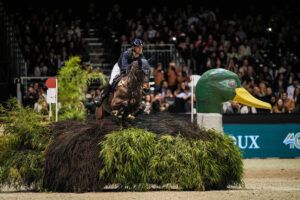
100,127,244,191
0,57,243,191
0,105,244,191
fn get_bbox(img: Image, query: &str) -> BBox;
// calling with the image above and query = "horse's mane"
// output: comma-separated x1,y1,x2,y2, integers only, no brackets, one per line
126,60,145,90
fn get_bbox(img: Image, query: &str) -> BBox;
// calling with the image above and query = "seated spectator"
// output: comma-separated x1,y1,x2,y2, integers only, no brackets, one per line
226,58,238,73
151,93,163,113
272,99,289,113
142,94,152,114
179,63,191,83
174,82,191,113
34,87,48,114
34,65,41,77
287,79,299,100
240,105,257,114
153,63,165,92
273,73,287,96
167,62,180,93
23,86,39,108
223,101,241,114
292,87,300,105
281,92,295,113
265,87,274,103
157,80,168,97
269,95,277,108
162,89,175,111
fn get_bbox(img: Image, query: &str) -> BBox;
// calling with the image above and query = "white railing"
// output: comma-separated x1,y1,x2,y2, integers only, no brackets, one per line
121,44,185,70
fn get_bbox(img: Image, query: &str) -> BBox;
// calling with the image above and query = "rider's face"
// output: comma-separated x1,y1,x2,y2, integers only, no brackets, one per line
133,46,143,57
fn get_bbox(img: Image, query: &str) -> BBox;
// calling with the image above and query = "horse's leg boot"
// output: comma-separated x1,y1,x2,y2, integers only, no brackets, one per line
96,85,111,107
127,114,135,120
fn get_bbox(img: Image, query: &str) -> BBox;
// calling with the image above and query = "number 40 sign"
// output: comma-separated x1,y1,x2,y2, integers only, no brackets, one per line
283,133,300,149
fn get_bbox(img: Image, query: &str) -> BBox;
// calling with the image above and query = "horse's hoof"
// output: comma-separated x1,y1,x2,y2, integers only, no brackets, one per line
111,110,118,116
127,114,135,120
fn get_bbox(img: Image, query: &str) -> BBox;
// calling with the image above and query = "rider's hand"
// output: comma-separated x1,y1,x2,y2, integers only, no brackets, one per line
143,82,150,89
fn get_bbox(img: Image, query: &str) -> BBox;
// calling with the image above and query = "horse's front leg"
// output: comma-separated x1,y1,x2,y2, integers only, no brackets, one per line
112,107,125,119
95,105,105,127
111,96,129,110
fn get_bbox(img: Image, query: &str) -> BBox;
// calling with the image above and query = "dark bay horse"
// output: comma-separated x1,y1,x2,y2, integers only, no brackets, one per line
95,60,145,126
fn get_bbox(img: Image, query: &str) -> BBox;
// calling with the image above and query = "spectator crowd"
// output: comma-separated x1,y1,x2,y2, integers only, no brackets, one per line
103,3,300,114
6,2,300,115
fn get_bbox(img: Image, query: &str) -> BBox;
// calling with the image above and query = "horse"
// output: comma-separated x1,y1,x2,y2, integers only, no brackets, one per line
95,60,146,126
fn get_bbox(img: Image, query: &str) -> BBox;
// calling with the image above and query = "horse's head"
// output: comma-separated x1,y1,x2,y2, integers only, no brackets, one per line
128,60,146,83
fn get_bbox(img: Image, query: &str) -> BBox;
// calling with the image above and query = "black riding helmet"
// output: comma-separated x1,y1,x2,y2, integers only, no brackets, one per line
131,38,144,47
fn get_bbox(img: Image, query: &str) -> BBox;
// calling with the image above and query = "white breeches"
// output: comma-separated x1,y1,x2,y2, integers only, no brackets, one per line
109,62,121,85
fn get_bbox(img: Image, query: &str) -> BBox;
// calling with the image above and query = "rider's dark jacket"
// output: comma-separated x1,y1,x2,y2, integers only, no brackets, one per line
117,48,150,79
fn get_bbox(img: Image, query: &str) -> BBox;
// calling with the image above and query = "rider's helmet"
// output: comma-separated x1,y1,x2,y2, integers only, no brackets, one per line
131,38,144,47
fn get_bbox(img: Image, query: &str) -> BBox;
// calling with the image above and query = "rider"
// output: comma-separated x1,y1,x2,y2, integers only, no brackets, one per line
96,38,150,106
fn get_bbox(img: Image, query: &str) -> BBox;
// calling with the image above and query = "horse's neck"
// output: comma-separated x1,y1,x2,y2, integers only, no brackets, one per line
126,72,142,89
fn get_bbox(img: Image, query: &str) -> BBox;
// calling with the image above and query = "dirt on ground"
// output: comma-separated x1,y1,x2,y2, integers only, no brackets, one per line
1,158,300,200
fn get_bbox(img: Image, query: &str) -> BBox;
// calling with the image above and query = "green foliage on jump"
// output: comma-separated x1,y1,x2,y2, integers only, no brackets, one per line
0,98,52,190
150,135,204,190
204,129,244,189
100,128,244,191
57,56,106,121
100,128,156,190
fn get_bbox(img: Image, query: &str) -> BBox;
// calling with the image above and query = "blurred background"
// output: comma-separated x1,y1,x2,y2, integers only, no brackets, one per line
0,0,299,115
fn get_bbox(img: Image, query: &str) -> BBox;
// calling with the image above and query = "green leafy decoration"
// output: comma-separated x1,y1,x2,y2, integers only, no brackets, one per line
57,56,106,121
100,128,156,191
99,128,244,191
0,98,52,190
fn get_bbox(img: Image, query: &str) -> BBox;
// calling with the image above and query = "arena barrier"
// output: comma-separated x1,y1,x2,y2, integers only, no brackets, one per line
121,44,185,70
223,113,300,158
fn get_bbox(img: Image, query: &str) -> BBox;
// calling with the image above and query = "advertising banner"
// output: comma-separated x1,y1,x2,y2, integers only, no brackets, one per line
224,124,300,158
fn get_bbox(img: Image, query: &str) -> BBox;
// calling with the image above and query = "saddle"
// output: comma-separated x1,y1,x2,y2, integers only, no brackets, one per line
111,73,125,92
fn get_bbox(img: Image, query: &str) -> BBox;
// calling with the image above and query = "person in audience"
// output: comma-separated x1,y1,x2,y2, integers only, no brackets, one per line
272,99,289,113
24,86,39,108
281,92,295,113
153,63,165,92
167,62,180,93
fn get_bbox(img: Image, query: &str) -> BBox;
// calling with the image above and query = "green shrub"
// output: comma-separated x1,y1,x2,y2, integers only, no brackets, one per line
100,128,156,190
99,128,244,191
204,129,244,189
150,135,204,190
57,56,106,121
190,140,221,189
0,98,52,190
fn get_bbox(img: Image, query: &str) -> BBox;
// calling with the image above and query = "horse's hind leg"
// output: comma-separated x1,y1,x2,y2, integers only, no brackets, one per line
95,105,105,127
112,107,125,119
